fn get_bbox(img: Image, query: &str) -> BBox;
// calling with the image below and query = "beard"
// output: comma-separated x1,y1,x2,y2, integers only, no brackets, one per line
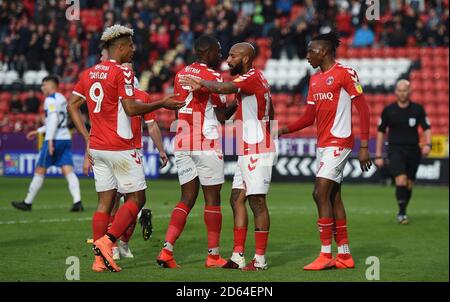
229,61,243,76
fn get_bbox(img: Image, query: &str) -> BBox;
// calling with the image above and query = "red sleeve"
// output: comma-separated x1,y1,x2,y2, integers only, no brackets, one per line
116,66,135,99
232,73,257,95
72,76,85,99
174,73,190,102
286,104,316,133
341,67,364,99
353,94,370,141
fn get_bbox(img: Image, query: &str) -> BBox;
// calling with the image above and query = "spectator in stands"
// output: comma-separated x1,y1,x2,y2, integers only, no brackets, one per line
23,90,40,113
62,56,79,84
352,23,376,47
10,93,23,113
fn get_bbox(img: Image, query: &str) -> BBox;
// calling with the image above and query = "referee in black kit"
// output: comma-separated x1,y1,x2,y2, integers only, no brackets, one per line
375,79,432,224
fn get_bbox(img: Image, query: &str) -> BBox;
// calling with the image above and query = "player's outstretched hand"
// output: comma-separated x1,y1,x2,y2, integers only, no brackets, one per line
162,94,184,110
26,130,38,140
160,152,169,169
358,148,372,172
179,75,202,91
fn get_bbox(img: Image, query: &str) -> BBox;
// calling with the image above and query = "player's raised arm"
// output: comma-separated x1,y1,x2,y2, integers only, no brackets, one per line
120,93,184,116
278,104,316,137
179,75,239,95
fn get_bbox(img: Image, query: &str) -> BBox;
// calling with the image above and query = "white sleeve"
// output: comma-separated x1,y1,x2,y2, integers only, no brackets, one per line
44,112,58,140
37,126,46,133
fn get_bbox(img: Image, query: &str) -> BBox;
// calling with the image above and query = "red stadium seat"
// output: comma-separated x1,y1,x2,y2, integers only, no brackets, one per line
0,101,8,112
406,47,420,59
383,48,397,58
396,47,408,57
0,92,12,102
436,92,449,103
409,71,421,82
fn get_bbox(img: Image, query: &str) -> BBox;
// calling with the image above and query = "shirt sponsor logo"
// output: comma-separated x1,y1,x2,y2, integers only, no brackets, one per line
313,92,334,101
355,82,363,93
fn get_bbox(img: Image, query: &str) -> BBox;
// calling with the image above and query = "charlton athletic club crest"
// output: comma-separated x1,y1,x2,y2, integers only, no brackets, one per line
326,76,334,85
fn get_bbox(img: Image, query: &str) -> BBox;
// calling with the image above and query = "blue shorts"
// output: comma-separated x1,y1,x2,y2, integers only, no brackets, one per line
36,140,74,168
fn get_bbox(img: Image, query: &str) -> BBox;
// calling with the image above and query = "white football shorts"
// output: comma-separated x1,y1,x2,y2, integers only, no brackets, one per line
232,152,276,196
316,147,352,183
90,148,147,193
174,150,224,186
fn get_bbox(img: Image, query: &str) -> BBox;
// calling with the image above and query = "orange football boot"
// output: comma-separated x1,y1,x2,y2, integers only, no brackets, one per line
303,253,335,270
92,255,107,272
334,254,355,269
93,235,122,272
156,249,180,268
205,255,228,268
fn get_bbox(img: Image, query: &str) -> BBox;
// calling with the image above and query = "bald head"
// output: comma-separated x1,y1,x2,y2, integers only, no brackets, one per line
231,42,256,62
396,79,410,90
226,42,256,75
395,79,411,104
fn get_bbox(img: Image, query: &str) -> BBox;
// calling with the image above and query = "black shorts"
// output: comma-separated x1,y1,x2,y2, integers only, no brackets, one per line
387,145,421,181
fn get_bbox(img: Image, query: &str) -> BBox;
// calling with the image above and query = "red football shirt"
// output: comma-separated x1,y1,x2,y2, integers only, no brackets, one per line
232,68,275,155
173,62,226,151
131,89,157,149
73,59,137,151
306,62,364,148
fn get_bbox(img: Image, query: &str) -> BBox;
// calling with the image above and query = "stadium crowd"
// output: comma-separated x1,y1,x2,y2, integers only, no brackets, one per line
0,0,448,132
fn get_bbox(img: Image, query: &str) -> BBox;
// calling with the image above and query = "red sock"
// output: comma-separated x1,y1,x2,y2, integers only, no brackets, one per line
318,217,334,247
92,211,110,241
108,201,140,239
107,214,115,232
164,202,191,246
255,231,269,255
334,219,349,246
120,220,137,243
204,205,222,251
233,227,247,253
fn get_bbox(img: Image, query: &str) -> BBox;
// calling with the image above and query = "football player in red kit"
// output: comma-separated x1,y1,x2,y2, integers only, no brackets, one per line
278,32,372,270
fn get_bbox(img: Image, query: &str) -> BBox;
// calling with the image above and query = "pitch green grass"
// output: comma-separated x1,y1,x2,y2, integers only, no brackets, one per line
0,177,448,282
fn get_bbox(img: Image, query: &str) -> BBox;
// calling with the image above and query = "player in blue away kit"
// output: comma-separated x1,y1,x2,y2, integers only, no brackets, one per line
11,76,83,212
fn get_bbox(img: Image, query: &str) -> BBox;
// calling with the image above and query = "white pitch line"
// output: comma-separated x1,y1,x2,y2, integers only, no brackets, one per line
0,213,200,225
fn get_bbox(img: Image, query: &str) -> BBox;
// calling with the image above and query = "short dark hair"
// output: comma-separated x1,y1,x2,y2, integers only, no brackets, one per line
194,35,219,53
312,31,341,55
42,75,59,86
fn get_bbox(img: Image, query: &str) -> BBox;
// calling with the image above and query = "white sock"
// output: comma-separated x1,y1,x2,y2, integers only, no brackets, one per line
208,247,219,255
163,241,174,252
338,244,351,254
65,172,81,203
137,210,142,220
321,245,332,254
24,174,45,204
254,254,266,264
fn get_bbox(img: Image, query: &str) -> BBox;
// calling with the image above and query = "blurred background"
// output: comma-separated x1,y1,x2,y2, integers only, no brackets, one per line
0,0,448,184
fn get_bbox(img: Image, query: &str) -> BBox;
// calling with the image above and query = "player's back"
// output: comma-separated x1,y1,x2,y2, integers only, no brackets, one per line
174,62,226,150
73,60,137,151
44,92,71,140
